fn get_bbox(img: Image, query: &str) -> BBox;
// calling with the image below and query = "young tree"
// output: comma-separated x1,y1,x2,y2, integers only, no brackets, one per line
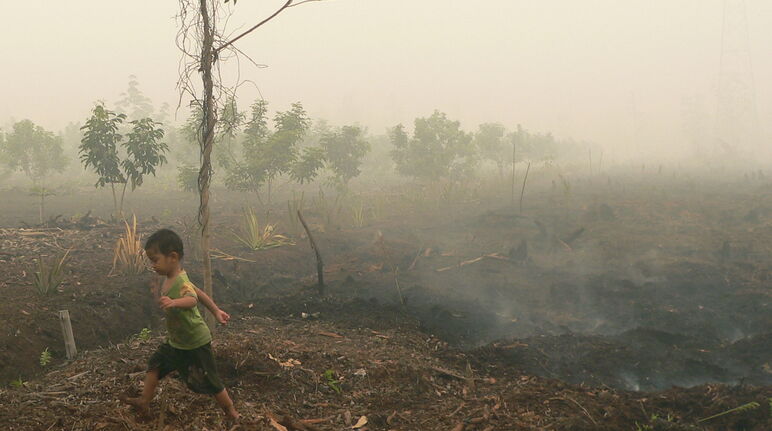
176,0,329,316
215,96,244,170
319,125,370,188
79,104,168,219
115,75,155,120
224,100,269,198
390,110,476,182
226,100,322,203
122,118,169,190
474,123,507,177
1,120,67,223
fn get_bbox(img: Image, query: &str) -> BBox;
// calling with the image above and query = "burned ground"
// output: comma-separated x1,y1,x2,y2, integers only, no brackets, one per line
0,174,770,430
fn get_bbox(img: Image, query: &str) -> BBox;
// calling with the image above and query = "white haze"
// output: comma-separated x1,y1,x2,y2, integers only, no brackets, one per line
2,0,771,161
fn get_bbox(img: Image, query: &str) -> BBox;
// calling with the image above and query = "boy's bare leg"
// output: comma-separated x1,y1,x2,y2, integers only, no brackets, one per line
213,388,239,419
121,369,160,416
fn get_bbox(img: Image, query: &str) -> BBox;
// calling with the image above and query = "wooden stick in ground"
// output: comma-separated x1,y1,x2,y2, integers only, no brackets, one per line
297,210,325,296
58,310,77,360
519,161,531,214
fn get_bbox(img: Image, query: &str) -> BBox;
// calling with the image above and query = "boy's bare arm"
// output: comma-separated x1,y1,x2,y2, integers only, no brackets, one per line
194,286,231,325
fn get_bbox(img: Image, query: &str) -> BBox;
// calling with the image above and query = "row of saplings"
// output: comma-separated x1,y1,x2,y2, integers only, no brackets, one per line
0,95,564,224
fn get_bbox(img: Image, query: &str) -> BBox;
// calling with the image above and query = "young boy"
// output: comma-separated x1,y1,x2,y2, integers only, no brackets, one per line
121,229,239,421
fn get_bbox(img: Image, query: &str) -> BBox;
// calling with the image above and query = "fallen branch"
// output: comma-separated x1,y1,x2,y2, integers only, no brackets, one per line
407,247,424,271
431,366,466,380
317,331,343,338
265,410,323,431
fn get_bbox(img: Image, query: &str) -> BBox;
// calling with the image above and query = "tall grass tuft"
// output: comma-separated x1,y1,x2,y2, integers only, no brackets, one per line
33,249,70,295
110,214,146,276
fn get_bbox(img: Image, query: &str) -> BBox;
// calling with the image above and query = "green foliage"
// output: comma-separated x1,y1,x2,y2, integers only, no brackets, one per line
32,249,70,296
1,120,68,222
134,328,151,342
215,96,245,170
351,201,367,228
323,369,341,393
390,111,476,182
232,207,293,250
80,104,168,217
9,376,25,388
2,119,67,182
474,123,506,172
177,164,199,192
122,118,168,190
79,105,127,187
180,106,204,150
290,146,326,184
226,100,324,201
39,348,52,366
319,125,370,186
115,75,154,120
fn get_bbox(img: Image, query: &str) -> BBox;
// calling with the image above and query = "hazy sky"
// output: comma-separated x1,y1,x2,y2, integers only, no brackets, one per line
2,1,771,157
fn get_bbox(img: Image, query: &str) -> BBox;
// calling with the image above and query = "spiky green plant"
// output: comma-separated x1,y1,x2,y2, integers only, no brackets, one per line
137,327,151,342
352,202,366,228
9,377,25,388
232,207,293,250
32,249,70,295
323,369,341,393
39,348,52,366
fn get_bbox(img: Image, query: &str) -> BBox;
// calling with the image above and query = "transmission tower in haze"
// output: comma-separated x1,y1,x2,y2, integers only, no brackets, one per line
714,0,761,158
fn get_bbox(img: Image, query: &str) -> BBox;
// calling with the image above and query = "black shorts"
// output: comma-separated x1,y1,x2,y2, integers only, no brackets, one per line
148,342,224,395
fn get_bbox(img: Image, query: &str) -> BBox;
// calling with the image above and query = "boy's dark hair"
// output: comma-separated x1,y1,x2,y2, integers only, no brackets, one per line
144,229,184,259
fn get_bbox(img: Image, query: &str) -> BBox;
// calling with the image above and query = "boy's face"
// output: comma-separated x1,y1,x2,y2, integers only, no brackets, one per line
146,247,179,276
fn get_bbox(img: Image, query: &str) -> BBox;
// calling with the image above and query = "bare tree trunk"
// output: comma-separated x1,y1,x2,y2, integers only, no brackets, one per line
111,183,118,220
198,0,216,329
119,181,129,221
519,161,531,215
266,178,273,216
510,137,517,205
39,188,44,224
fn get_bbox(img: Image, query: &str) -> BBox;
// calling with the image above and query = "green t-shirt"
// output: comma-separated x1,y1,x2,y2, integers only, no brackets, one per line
163,271,211,350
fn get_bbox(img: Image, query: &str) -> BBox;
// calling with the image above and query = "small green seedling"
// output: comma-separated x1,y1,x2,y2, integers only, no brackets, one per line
323,369,341,393
9,376,25,388
136,327,151,342
39,348,52,366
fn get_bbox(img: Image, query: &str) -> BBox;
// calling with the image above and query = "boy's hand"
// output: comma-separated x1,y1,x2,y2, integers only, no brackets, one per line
159,296,176,310
215,309,230,325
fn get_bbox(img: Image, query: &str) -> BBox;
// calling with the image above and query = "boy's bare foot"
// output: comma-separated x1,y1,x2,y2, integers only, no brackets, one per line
225,412,242,430
119,395,150,417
